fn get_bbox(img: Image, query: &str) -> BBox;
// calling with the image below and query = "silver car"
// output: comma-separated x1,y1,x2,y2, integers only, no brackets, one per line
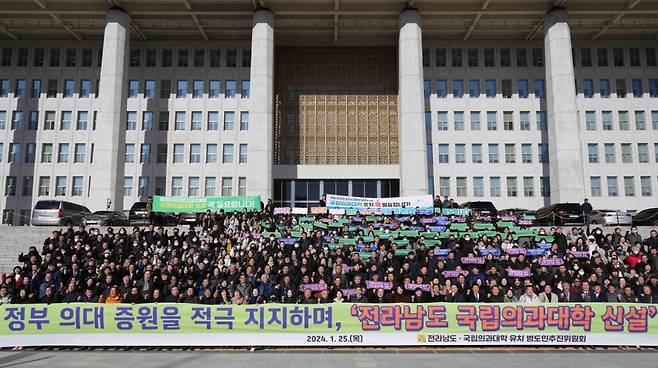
590,210,633,226
31,200,91,226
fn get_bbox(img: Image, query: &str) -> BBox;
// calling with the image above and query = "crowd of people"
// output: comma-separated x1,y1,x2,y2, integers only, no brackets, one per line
1,205,658,306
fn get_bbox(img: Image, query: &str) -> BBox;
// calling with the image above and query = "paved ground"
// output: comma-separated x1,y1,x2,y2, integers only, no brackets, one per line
0,350,656,368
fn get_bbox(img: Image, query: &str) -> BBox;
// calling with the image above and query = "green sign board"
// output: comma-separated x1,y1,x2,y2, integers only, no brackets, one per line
152,195,261,213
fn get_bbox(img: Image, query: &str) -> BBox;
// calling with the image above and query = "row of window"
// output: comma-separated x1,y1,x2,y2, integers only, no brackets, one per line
0,78,250,99
423,78,658,99
429,176,551,198
424,79,545,99
127,79,249,99
589,176,655,197
124,176,246,197
421,47,658,69
578,78,658,98
124,143,248,164
0,110,248,132
422,48,545,68
426,111,547,132
429,175,657,199
427,143,549,165
124,110,249,131
0,47,251,69
584,111,658,131
0,142,249,165
1,175,247,199
586,143,658,164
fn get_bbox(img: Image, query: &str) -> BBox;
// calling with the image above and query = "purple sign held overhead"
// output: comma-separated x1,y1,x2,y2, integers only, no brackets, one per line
572,251,590,258
504,247,527,255
428,226,446,233
500,215,518,222
299,283,327,291
433,249,450,256
539,258,564,266
365,280,393,290
404,283,431,292
461,256,485,264
442,270,469,278
341,288,356,297
420,218,437,224
278,237,299,245
526,248,547,256
506,269,532,277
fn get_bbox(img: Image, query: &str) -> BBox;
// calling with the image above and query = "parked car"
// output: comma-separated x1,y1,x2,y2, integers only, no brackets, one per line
178,212,199,226
461,201,498,218
632,208,658,226
82,211,130,227
590,210,633,226
534,203,584,226
31,200,91,226
128,202,176,226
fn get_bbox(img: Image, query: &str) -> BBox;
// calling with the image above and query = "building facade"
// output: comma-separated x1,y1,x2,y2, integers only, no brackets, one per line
0,0,657,224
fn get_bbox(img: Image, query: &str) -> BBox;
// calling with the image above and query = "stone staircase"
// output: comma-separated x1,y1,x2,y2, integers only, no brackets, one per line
0,225,60,274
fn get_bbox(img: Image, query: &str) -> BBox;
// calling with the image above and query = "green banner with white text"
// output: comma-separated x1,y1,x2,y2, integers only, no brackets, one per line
152,195,261,213
1,303,657,347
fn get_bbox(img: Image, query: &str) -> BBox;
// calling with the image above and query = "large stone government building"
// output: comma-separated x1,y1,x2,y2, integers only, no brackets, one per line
0,0,657,223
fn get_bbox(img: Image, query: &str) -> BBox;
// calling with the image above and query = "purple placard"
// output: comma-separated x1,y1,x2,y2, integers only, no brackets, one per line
506,269,532,277
320,218,334,223
428,226,447,233
500,215,518,222
573,251,590,258
278,237,299,245
409,225,425,231
351,216,363,222
420,217,437,224
365,280,393,290
480,248,501,256
461,256,485,264
526,248,547,256
341,265,353,274
341,288,356,298
299,283,327,291
536,242,552,249
437,220,452,226
405,283,431,292
355,243,376,252
397,216,411,222
539,258,564,266
452,217,467,223
433,249,450,256
504,247,527,255
518,220,533,226
274,207,291,214
442,270,469,278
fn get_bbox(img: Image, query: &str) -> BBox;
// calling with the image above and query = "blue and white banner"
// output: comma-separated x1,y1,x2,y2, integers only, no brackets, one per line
325,194,433,214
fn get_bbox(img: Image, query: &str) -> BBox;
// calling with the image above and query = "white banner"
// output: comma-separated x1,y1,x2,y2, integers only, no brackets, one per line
325,194,433,214
2,332,657,347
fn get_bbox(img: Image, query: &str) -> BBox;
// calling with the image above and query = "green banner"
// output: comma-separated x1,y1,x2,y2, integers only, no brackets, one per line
152,195,261,213
1,303,657,346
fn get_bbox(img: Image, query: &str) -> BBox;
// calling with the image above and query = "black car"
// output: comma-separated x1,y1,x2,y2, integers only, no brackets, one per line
128,202,177,226
632,208,658,226
82,211,130,226
178,212,199,226
461,201,498,218
534,203,584,226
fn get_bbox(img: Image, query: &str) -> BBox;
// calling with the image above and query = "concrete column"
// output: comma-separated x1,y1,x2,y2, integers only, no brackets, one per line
544,7,585,203
246,9,274,202
90,8,129,211
398,9,429,196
